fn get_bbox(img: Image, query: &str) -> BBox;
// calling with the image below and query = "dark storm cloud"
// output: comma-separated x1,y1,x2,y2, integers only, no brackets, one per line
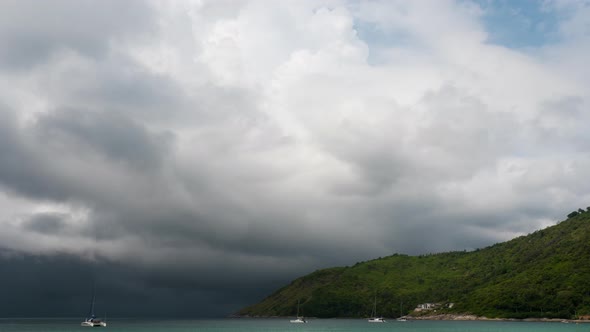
22,212,68,235
35,108,173,171
45,55,194,123
0,104,172,204
0,109,67,201
0,0,154,70
0,248,271,317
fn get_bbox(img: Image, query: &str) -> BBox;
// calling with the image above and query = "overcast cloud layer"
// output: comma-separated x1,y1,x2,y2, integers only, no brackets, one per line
1,0,590,317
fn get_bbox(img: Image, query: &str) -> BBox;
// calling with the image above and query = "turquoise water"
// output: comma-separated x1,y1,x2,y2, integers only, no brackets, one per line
0,319,587,332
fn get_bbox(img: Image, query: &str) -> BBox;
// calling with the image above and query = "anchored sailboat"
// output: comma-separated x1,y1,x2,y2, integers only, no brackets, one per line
368,295,385,323
290,299,307,323
81,286,107,327
397,301,407,321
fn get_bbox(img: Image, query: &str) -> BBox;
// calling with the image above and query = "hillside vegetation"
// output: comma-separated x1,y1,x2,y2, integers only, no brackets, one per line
238,210,590,319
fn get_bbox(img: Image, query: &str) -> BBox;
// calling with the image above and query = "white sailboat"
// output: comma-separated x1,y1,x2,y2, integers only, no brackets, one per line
290,299,307,323
368,295,385,323
397,301,407,321
81,287,107,327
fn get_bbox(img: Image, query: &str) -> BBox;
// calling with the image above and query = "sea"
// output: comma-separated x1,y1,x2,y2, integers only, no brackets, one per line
0,318,586,332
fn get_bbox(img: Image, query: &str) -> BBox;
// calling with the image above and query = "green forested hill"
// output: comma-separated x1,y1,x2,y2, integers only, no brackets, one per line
238,210,590,319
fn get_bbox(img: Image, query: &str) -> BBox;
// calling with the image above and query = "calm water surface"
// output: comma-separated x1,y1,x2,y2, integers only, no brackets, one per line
0,318,587,332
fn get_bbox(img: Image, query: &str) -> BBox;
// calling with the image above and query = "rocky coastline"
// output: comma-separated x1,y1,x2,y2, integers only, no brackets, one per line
406,313,590,323
232,313,590,323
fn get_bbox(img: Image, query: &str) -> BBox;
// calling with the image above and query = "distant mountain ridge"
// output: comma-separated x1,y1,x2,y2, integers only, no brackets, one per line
238,210,590,319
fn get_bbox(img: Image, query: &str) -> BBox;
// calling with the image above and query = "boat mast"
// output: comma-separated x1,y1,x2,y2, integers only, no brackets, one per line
373,295,377,317
88,284,96,319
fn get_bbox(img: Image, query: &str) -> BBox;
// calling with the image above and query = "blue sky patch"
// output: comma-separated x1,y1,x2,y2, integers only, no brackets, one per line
472,0,562,48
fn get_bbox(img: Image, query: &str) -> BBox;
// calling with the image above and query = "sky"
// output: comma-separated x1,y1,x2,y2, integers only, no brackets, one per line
1,0,590,318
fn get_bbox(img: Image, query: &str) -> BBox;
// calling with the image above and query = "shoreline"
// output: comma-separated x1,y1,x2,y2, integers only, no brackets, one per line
232,314,590,323
404,314,590,323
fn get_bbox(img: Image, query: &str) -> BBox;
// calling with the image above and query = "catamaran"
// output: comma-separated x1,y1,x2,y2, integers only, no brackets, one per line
81,287,107,327
290,299,307,323
368,295,385,323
